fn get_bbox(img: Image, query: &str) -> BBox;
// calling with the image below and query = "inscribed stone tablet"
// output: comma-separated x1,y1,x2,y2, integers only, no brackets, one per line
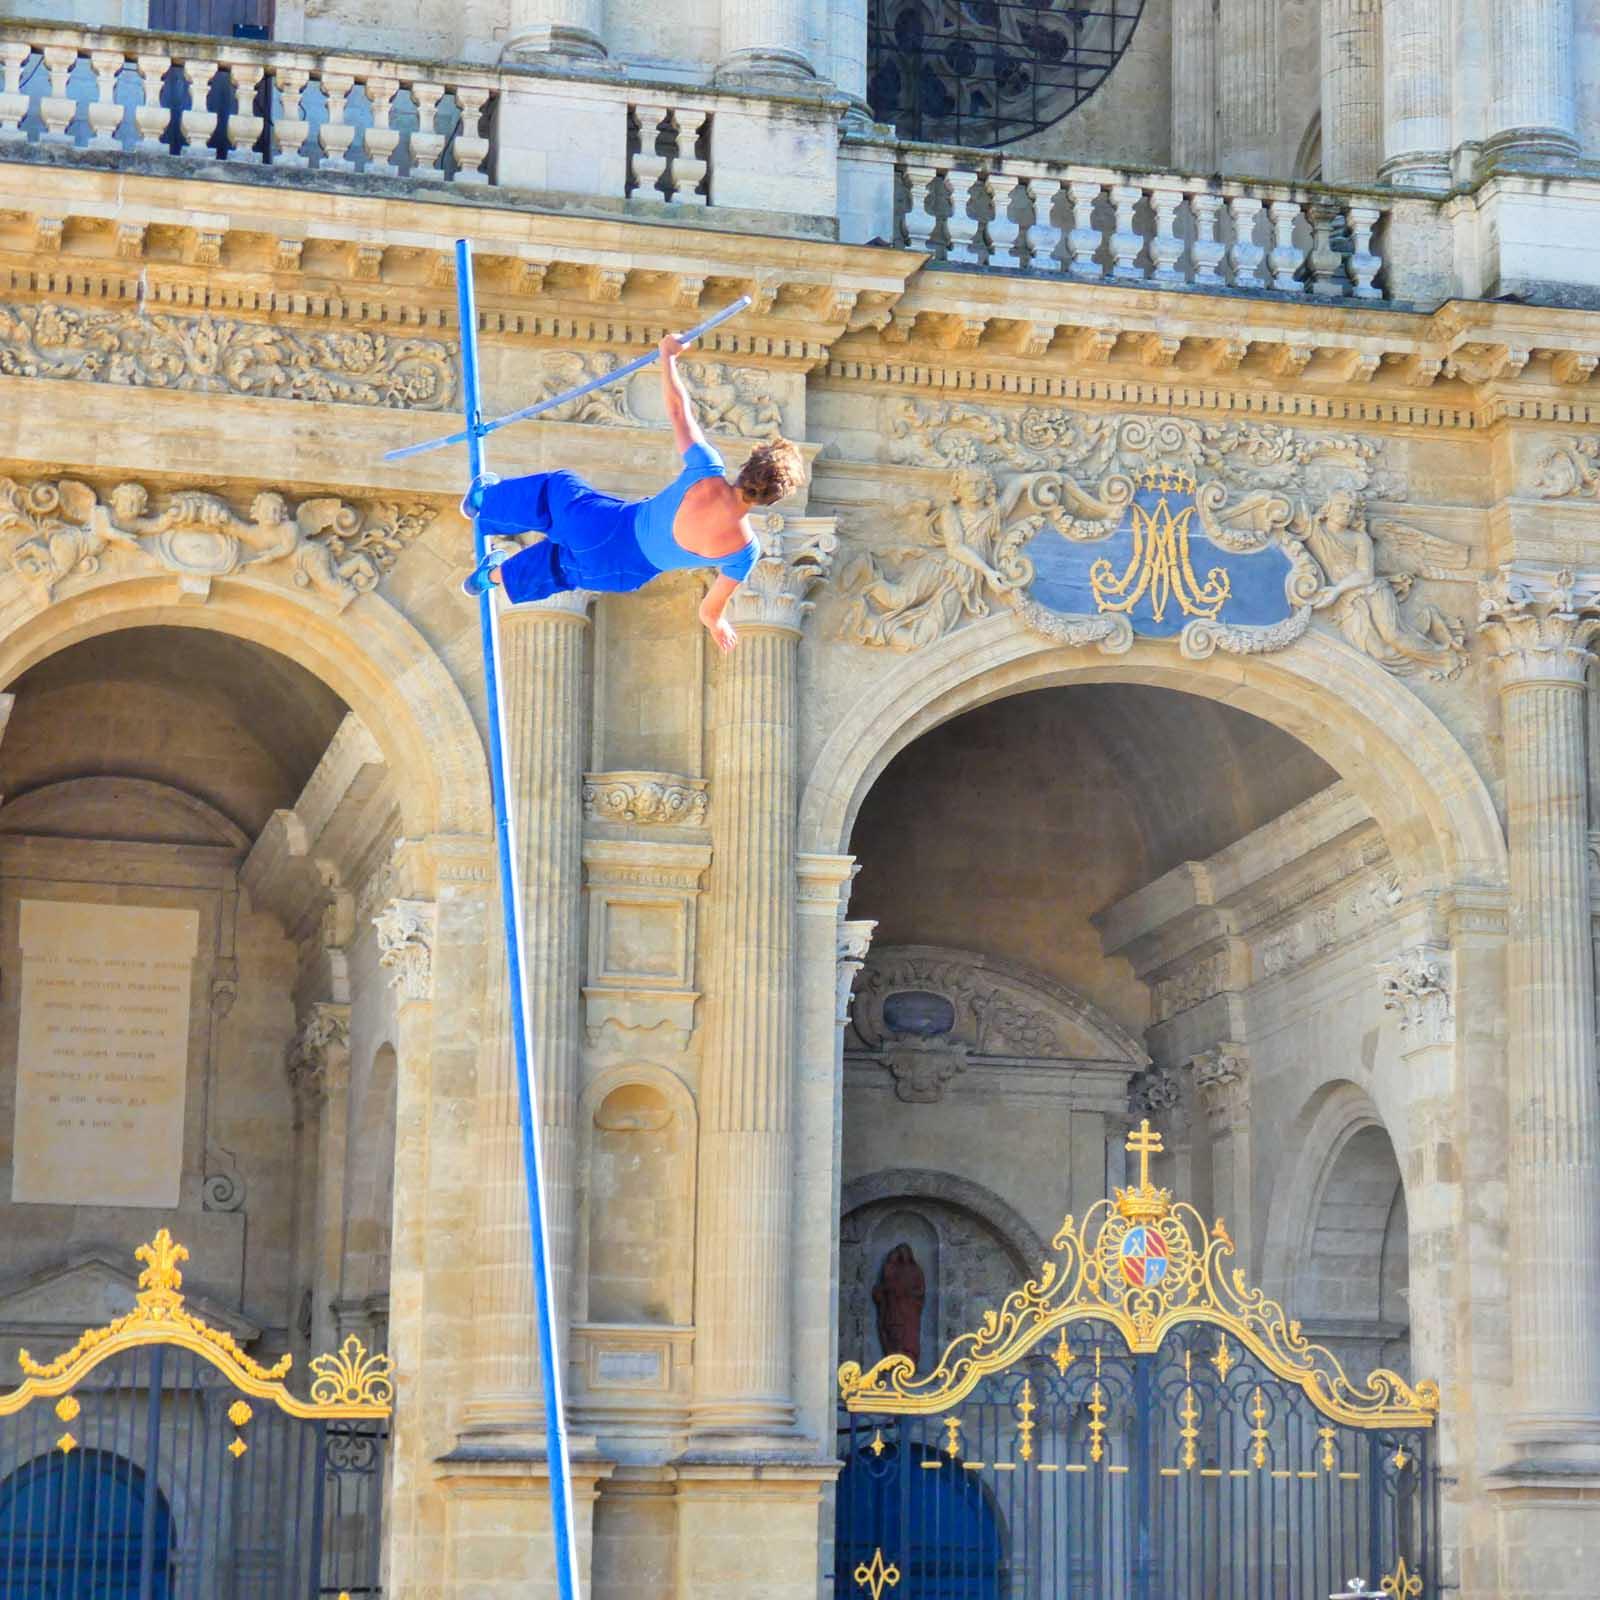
12,900,200,1208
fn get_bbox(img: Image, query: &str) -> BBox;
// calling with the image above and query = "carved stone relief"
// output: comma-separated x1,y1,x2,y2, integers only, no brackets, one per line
524,351,640,425
1534,438,1600,499
1255,867,1404,981
0,301,457,409
836,401,1471,677
372,899,436,1002
0,478,434,609
1379,945,1454,1052
582,771,709,827
683,362,785,437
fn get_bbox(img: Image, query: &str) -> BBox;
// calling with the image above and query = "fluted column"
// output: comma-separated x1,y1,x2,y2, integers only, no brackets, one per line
719,0,814,81
1170,0,1216,172
692,520,834,1443
1380,0,1451,188
1479,567,1600,1459
1320,0,1381,181
1217,0,1276,174
462,590,592,1439
504,0,606,62
1486,0,1577,167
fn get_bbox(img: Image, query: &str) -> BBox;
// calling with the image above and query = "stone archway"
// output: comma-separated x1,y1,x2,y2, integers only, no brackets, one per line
0,576,488,839
801,616,1505,889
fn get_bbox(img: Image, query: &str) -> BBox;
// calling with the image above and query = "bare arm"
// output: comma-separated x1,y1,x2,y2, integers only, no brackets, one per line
699,574,740,654
658,335,706,454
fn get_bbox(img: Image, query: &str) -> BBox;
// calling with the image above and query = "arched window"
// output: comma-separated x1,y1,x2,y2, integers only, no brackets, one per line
867,0,1147,147
0,1450,174,1599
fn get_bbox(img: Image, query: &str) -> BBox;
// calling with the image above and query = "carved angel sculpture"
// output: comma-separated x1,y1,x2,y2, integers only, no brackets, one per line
1291,490,1468,680
839,465,1129,651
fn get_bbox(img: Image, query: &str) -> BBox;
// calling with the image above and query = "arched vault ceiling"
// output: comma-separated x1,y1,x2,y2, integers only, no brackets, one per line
0,626,350,838
848,684,1338,1030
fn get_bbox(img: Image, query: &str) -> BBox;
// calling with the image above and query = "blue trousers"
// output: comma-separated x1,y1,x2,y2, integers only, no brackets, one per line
479,470,659,602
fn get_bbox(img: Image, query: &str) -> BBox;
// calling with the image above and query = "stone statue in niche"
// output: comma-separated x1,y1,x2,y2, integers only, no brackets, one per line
873,1242,926,1367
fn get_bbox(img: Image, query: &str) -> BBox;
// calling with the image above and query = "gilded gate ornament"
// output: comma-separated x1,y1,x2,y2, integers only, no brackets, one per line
838,1122,1439,1429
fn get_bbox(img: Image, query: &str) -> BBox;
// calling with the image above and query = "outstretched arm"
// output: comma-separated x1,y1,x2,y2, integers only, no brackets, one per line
699,574,740,654
659,335,706,454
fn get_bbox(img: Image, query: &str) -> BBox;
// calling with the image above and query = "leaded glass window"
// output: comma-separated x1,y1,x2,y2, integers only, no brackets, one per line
868,0,1147,148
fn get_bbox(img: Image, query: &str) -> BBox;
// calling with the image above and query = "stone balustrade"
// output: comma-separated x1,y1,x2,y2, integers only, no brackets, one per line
0,22,497,183
627,102,713,205
891,151,1389,300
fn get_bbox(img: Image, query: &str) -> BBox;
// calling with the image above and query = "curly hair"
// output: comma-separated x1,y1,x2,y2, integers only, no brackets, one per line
733,438,806,506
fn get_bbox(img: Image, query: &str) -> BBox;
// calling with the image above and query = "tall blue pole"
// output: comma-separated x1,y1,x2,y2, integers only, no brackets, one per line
454,237,583,1600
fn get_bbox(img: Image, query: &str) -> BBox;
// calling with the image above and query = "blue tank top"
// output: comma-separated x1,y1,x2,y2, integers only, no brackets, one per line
633,442,760,582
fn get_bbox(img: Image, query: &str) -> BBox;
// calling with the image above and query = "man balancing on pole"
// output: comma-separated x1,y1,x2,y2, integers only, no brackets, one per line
460,333,805,653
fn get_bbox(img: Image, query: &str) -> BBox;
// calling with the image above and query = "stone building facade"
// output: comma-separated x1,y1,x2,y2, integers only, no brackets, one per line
0,0,1595,1595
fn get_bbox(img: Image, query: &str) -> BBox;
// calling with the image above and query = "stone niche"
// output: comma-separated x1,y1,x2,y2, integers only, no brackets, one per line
570,1067,696,1451
581,839,711,1053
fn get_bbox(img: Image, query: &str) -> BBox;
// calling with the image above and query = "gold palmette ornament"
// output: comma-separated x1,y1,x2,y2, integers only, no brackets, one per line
839,1122,1440,1429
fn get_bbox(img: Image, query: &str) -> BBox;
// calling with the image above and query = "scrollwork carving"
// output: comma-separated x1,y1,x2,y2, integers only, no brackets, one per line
0,478,433,609
582,772,709,827
0,301,456,409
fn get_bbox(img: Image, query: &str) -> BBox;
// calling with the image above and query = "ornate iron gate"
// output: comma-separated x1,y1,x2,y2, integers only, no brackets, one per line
0,1231,392,1599
836,1124,1439,1600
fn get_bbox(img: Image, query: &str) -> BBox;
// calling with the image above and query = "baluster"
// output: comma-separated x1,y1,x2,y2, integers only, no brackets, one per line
86,50,126,150
224,60,263,162
316,70,356,170
39,45,78,146
631,103,668,197
902,164,937,251
945,169,981,265
179,57,218,158
451,84,490,184
1267,199,1306,292
1226,195,1265,289
270,66,310,166
1109,183,1145,281
0,42,31,144
1345,205,1383,300
362,75,400,175
1189,192,1225,287
1305,200,1346,298
986,170,1022,268
408,80,446,177
1023,175,1062,272
671,108,709,205
133,53,171,154
1148,182,1186,286
1066,180,1104,279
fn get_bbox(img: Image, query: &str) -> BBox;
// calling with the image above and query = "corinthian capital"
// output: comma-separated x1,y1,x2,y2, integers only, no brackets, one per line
1186,1043,1249,1130
1478,565,1600,686
726,514,837,632
836,918,877,1026
372,897,436,1001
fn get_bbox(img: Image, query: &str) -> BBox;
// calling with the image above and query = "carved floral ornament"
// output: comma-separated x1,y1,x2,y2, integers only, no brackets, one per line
372,898,435,1002
0,478,434,610
835,402,1473,680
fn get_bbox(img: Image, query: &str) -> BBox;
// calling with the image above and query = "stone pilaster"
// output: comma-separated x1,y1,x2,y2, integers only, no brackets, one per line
718,0,815,81
1187,1045,1251,1258
1478,567,1600,1460
1486,0,1578,168
692,521,834,1445
285,1001,352,1361
504,0,606,62
1380,0,1452,188
462,590,592,1441
1217,0,1276,174
1320,0,1382,181
1170,0,1216,173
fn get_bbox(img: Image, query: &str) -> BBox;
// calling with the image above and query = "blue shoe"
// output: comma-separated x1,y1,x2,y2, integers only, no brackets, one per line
460,471,501,519
462,547,510,598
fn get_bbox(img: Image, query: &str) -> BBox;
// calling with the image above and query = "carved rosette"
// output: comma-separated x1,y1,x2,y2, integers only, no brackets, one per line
836,919,877,1027
726,515,838,632
1478,565,1600,686
583,771,710,827
1379,946,1454,1053
1187,1045,1249,1131
285,1001,352,1119
372,898,436,1002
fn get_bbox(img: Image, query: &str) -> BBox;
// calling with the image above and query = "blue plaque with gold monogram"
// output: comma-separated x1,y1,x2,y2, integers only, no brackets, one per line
1019,467,1300,643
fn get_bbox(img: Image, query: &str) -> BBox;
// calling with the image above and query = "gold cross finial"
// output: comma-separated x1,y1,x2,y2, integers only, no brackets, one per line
1126,1119,1164,1189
